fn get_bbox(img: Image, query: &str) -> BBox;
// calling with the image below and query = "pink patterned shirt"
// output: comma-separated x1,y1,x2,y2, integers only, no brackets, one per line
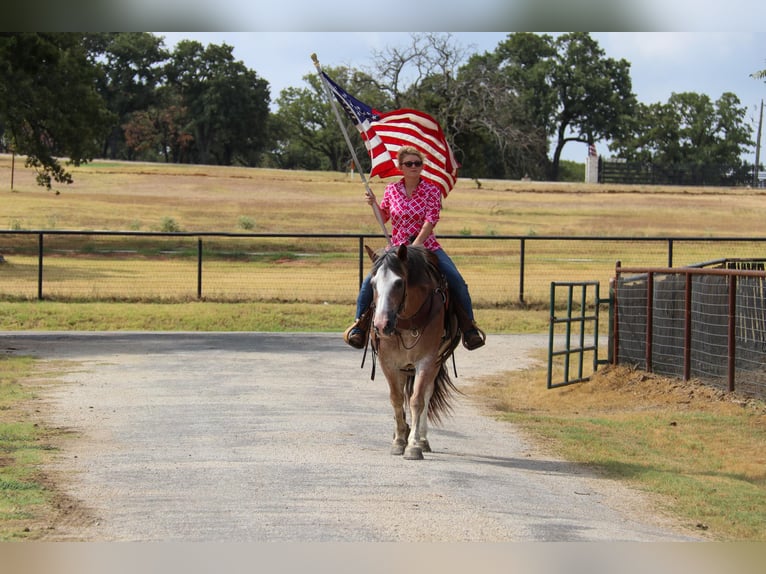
378,178,442,250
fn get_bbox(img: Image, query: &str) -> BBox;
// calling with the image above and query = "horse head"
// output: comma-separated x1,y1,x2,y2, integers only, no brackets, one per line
370,245,409,338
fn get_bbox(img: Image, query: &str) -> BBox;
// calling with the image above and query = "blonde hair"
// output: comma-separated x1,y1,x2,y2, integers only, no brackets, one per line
397,146,424,164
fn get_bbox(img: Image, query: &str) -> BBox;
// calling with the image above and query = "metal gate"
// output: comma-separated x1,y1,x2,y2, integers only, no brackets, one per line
547,281,610,389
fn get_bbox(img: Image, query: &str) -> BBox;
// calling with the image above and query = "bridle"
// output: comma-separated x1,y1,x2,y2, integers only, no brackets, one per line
361,248,460,380
371,251,448,349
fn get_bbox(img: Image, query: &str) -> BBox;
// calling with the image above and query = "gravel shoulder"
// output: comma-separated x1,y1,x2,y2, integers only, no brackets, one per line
3,331,701,542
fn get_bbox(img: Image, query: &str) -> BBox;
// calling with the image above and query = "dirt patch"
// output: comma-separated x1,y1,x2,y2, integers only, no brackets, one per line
566,365,766,416
26,470,98,540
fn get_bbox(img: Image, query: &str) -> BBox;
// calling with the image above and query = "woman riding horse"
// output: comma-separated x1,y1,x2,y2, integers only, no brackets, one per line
344,145,486,351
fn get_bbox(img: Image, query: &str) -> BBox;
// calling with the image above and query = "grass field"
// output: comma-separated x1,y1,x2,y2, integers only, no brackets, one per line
2,153,765,318
4,154,765,237
1,155,766,541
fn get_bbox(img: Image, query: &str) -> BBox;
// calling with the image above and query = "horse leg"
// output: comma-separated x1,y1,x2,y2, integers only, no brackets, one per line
386,369,409,456
416,407,431,453
404,366,437,460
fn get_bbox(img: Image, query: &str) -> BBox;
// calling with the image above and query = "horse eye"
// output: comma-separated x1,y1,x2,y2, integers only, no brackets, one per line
393,278,404,290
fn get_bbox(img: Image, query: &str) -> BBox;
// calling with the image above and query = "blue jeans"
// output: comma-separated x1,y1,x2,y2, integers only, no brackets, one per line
355,248,475,322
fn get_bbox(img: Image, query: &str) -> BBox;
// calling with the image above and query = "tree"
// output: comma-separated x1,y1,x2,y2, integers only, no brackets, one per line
610,91,753,184
84,32,168,161
547,33,636,180
271,66,386,172
122,93,193,163
464,32,636,181
451,34,553,179
163,40,271,166
369,33,464,111
0,33,112,189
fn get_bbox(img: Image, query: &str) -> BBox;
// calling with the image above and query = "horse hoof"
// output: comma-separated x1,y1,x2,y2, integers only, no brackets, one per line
417,440,431,453
391,440,406,456
403,445,424,460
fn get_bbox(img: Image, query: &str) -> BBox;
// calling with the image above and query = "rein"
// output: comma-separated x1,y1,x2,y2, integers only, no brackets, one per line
385,253,448,350
363,246,459,379
394,286,447,348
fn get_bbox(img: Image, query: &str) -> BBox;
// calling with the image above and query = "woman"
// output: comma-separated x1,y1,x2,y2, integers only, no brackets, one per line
344,146,485,351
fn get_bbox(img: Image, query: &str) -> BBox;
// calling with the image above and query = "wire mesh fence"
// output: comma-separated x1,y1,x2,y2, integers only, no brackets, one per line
615,263,766,399
2,232,766,310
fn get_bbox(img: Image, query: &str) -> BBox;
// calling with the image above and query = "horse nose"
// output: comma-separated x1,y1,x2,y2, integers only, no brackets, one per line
373,313,396,337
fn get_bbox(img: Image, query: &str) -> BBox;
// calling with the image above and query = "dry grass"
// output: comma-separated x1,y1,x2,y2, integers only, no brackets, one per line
471,361,766,540
3,154,766,310
3,154,766,238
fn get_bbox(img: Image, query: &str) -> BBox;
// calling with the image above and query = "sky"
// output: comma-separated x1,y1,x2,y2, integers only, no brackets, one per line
12,0,763,35
158,32,766,164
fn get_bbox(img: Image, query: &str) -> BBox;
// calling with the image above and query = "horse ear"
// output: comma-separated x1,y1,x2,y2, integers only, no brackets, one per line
396,243,408,262
365,245,378,262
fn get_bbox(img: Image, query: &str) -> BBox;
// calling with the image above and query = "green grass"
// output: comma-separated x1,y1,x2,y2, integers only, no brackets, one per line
0,301,550,333
505,410,766,540
474,363,766,541
0,356,59,540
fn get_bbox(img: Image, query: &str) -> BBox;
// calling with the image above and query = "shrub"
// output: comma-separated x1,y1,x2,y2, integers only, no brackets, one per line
160,217,181,232
238,216,256,231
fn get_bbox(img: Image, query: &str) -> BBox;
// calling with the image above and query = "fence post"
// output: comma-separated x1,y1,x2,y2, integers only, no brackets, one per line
612,262,621,365
646,272,654,372
684,274,692,381
667,238,674,267
37,232,44,300
728,274,736,392
519,238,526,304
197,238,203,300
358,237,365,289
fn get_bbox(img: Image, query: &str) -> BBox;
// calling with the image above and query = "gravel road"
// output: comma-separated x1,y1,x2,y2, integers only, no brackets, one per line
3,331,700,542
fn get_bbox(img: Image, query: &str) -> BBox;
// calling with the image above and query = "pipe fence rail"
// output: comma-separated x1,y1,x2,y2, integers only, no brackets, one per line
614,261,766,398
2,231,766,309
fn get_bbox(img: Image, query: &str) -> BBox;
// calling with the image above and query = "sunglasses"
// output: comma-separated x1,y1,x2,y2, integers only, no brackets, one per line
401,161,423,168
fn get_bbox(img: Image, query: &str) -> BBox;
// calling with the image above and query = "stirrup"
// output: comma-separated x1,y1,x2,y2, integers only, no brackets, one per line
344,322,367,349
461,324,486,350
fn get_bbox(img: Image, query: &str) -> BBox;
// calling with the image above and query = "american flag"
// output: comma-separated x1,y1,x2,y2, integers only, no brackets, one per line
321,71,458,197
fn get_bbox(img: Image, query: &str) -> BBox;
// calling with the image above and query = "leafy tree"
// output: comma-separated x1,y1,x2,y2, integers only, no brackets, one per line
610,91,753,184
271,84,332,171
162,40,271,166
271,66,386,172
478,33,636,181
451,36,552,179
548,33,636,180
122,92,193,163
85,32,168,160
0,33,112,188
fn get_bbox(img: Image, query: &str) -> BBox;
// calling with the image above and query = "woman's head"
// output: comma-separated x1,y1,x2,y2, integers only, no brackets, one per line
397,146,424,169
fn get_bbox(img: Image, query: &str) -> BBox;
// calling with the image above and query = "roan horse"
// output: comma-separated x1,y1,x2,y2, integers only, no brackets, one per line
366,243,461,460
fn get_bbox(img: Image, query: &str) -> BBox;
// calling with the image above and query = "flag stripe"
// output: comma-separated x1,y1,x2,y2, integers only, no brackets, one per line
321,71,458,197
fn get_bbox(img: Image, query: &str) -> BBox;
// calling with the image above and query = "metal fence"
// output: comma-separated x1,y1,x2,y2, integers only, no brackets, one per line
598,158,756,186
1,231,766,309
614,260,766,398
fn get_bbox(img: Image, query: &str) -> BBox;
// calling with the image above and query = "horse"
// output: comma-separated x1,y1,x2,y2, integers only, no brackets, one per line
366,243,461,460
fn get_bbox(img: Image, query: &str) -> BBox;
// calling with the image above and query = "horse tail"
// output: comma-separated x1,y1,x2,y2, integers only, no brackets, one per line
403,364,461,425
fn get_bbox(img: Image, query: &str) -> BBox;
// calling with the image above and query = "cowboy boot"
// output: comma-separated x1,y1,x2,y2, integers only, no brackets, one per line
343,307,372,349
453,302,486,351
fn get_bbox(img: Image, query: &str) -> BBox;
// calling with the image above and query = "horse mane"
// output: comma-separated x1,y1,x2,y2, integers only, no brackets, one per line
371,244,459,426
371,245,441,287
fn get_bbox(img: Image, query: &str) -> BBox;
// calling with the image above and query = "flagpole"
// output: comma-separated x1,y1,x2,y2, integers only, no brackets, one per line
311,53,390,244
